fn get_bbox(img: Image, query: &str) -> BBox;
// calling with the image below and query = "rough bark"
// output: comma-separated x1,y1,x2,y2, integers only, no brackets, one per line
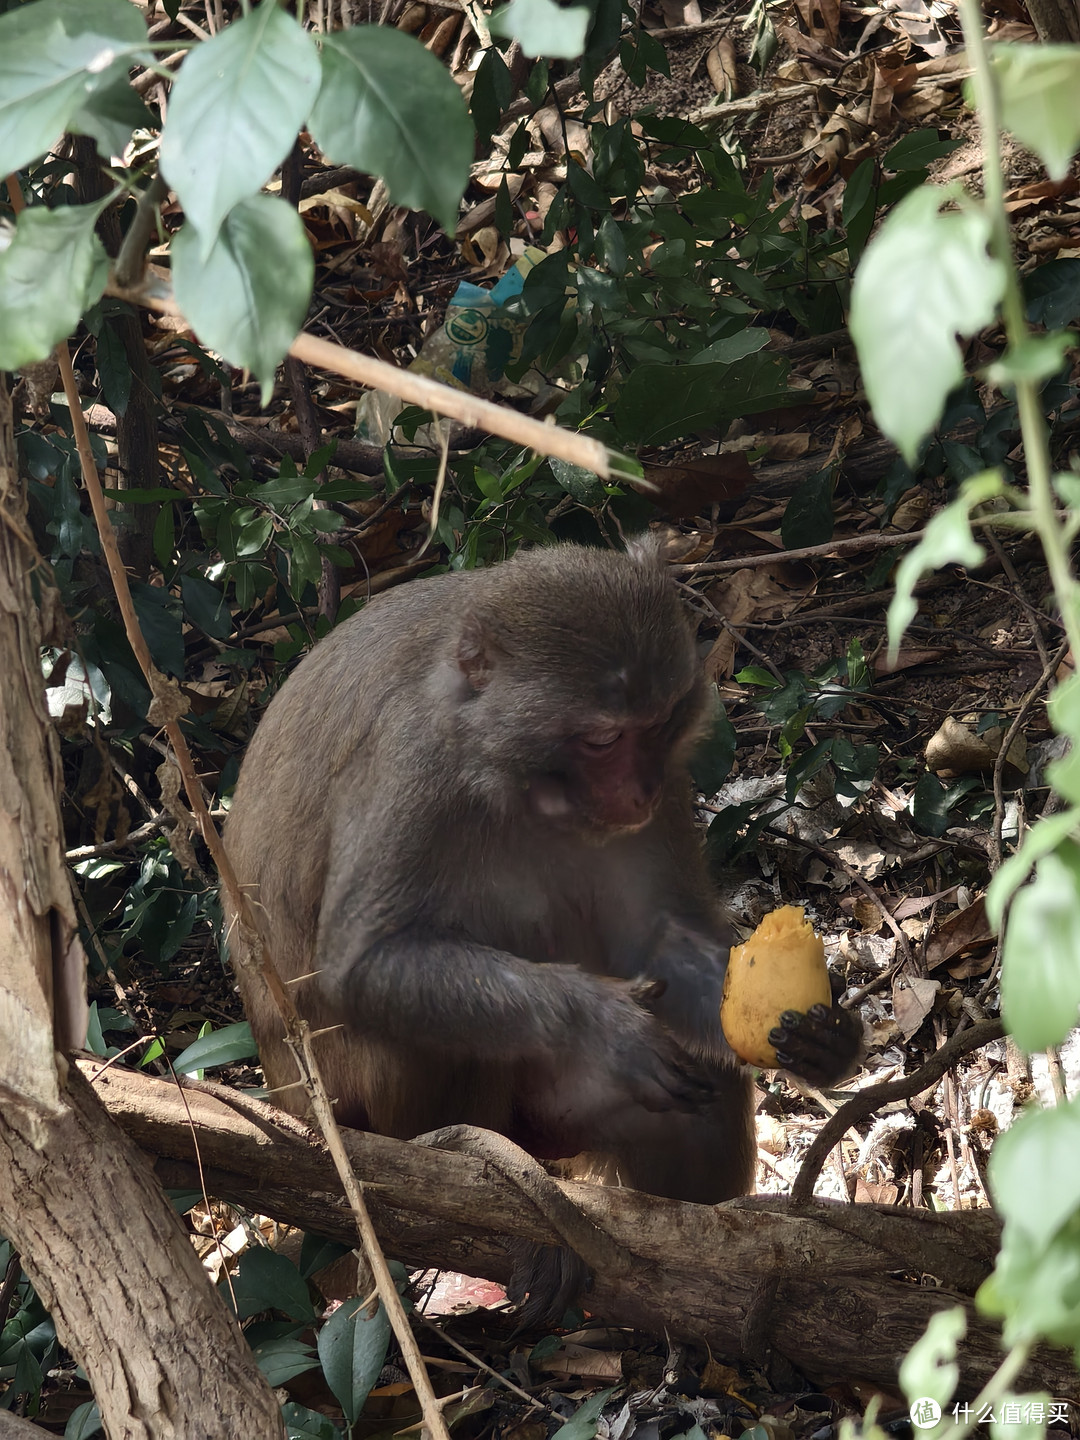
0,1069,285,1440
0,376,85,1106
84,1060,1080,1400
0,375,283,1439
1024,0,1080,42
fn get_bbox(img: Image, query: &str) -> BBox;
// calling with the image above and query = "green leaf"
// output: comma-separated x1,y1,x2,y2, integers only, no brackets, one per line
160,6,320,254
0,0,149,174
690,688,736,794
172,195,314,404
883,128,963,171
95,319,131,417
288,532,323,594
979,1207,1080,1351
251,1337,319,1387
234,1247,316,1323
316,1296,391,1426
850,185,1006,463
987,806,1080,926
72,73,154,158
991,1098,1080,1247
1025,257,1080,327
471,45,513,148
992,44,1080,182
736,666,777,688
490,0,590,59
842,159,878,265
129,579,184,677
781,470,834,549
1043,671,1080,798
911,772,955,838
102,487,187,504
556,1386,619,1440
64,1399,102,1439
1001,844,1080,1052
898,1306,965,1412
986,332,1074,387
886,472,998,655
84,1003,113,1059
694,328,770,364
282,1401,341,1440
0,203,108,369
310,27,471,234
595,214,627,274
180,573,232,640
550,456,604,503
614,352,792,445
173,1021,256,1075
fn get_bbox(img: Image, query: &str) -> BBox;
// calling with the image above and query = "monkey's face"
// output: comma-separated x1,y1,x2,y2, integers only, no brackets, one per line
452,546,705,835
526,721,671,834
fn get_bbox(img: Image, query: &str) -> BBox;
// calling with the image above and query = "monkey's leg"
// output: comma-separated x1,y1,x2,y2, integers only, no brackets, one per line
413,1126,633,1329
567,1065,757,1205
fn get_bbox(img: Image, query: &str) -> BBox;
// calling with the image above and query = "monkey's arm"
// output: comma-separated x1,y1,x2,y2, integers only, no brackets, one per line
318,912,712,1117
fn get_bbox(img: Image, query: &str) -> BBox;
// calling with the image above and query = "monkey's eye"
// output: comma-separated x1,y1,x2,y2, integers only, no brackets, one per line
580,728,622,749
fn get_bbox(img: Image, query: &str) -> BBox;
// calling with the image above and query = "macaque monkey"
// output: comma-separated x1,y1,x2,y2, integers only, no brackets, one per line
225,542,860,1315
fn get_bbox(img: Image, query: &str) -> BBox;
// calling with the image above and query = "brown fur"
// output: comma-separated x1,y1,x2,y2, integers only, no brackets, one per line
225,545,762,1212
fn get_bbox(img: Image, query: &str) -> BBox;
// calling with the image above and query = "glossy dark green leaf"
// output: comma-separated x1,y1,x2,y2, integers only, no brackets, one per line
690,689,736,795
129,580,184,677
283,1401,342,1440
251,1338,318,1388
1024,258,1080,327
613,352,792,445
234,1248,316,1324
317,1296,391,1426
781,470,834,549
173,1021,257,1075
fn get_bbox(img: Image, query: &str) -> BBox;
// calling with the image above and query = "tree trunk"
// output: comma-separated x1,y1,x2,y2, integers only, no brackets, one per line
1024,0,1080,42
0,1069,285,1439
84,1060,1080,1400
0,373,283,1439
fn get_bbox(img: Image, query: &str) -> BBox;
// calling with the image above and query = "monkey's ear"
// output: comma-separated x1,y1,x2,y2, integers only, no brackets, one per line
625,530,667,566
457,611,499,690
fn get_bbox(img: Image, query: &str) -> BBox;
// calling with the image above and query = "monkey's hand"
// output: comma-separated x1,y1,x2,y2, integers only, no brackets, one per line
586,978,716,1114
767,1002,863,1087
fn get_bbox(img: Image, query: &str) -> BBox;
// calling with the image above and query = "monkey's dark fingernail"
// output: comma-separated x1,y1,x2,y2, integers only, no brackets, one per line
808,1004,830,1021
768,1027,788,1046
778,1010,802,1028
774,1051,793,1068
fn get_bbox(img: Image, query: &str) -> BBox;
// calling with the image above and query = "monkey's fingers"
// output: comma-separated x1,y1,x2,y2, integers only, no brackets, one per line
628,1040,716,1113
769,1004,863,1087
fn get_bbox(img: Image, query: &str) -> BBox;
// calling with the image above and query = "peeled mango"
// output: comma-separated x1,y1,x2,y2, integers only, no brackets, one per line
720,905,831,1068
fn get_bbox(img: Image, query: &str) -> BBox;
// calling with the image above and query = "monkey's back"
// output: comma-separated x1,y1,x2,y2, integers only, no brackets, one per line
224,571,476,1118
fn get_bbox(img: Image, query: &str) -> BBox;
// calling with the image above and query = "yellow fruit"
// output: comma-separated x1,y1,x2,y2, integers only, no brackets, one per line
720,905,831,1068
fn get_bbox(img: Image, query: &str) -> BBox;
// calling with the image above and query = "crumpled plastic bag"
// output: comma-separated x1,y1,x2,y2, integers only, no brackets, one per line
356,246,548,447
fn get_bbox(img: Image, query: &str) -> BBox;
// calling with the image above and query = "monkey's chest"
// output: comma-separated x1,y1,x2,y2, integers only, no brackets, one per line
451,841,651,973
